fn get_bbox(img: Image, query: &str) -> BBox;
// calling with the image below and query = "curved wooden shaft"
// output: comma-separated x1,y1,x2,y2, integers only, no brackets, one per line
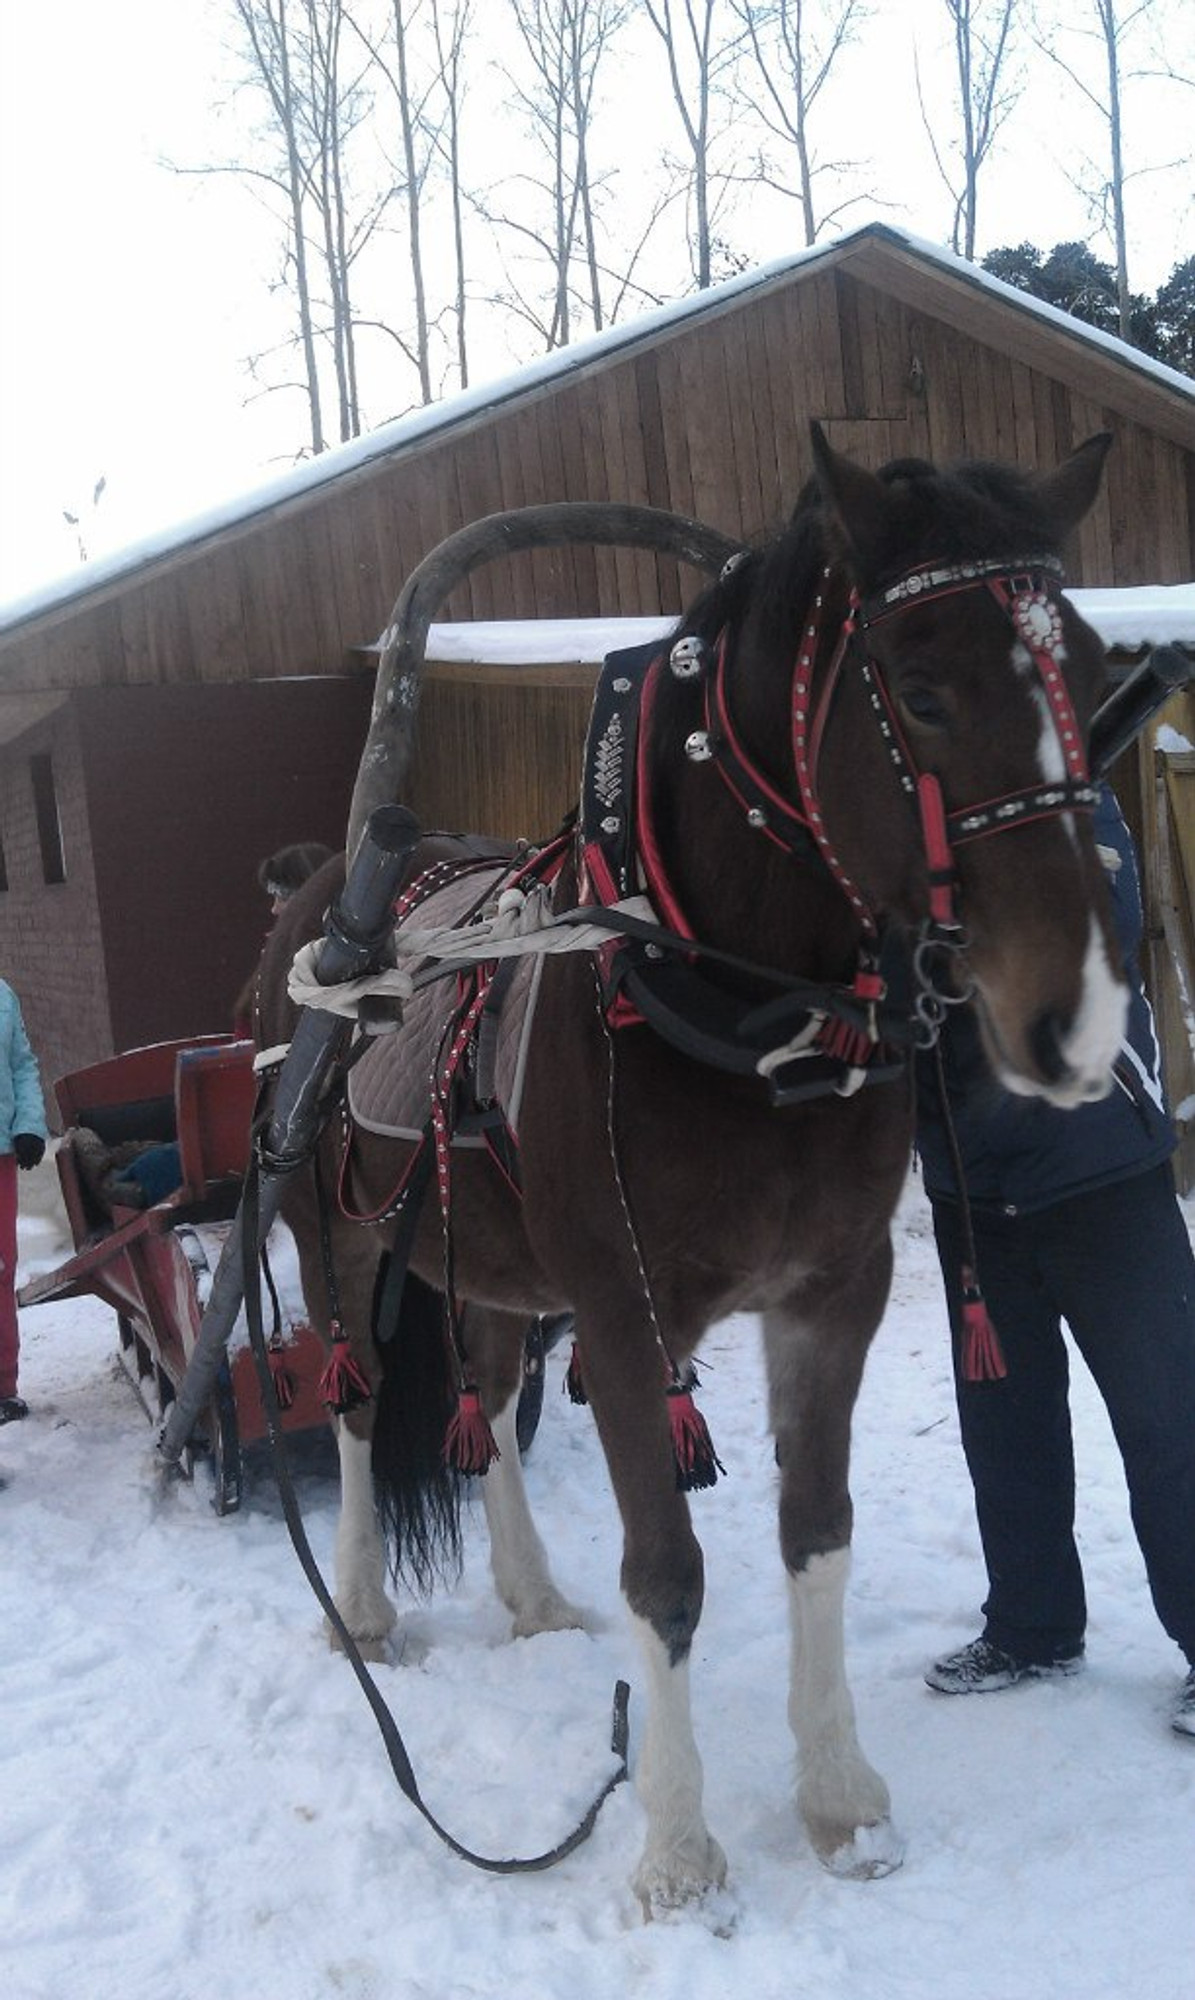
347,501,740,855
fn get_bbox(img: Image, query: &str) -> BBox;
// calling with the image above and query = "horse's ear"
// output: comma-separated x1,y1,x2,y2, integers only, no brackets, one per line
809,420,894,569
1032,432,1113,538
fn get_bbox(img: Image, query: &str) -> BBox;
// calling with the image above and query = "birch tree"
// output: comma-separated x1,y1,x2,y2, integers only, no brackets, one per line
485,0,632,349
233,0,330,452
1034,0,1185,343
733,0,871,247
918,0,1021,261
643,0,742,288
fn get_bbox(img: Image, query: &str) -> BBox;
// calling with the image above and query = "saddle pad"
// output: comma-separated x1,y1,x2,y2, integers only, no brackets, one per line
347,866,546,1143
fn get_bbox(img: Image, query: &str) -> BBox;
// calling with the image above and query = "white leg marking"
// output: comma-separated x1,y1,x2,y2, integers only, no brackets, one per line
787,1550,902,1878
482,1399,584,1637
330,1420,396,1660
628,1611,727,1913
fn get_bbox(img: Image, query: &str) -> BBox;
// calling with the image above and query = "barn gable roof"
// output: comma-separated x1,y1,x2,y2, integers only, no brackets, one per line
2,222,1192,643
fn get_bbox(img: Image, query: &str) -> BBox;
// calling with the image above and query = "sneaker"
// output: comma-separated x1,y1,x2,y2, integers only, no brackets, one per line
0,1396,28,1425
1173,1669,1195,1739
925,1635,1083,1694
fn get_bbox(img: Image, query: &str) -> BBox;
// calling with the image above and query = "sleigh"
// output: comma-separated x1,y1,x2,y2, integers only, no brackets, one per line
16,1034,330,1513
19,1028,554,1514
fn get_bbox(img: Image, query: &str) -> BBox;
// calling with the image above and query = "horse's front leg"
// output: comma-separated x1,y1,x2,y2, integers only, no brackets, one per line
765,1251,903,1879
578,1311,727,1914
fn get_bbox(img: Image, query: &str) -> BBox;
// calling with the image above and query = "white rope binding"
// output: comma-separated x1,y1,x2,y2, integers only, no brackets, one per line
286,886,658,1020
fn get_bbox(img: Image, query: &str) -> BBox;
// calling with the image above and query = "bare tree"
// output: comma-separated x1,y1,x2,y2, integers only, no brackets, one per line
484,0,632,350
733,0,871,247
233,0,330,452
348,0,436,403
643,0,743,288
185,1,396,452
917,0,1021,261
430,0,474,388
1035,0,1185,343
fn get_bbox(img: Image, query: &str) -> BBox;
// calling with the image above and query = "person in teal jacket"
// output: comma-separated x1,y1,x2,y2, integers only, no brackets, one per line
0,978,48,1422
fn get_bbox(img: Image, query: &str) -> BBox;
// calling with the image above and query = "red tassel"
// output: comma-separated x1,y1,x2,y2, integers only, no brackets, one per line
816,1015,874,1068
564,1342,588,1406
268,1352,296,1410
961,1266,1007,1382
443,1387,500,1475
816,967,884,1070
667,1385,725,1492
318,1336,373,1415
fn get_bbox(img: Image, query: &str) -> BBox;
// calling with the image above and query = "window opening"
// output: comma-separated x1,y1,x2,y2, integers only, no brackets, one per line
30,753,66,884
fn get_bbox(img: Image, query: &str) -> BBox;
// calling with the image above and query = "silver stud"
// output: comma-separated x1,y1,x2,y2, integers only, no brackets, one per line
612,676,632,693
601,813,621,834
670,634,709,679
684,730,714,762
747,807,768,830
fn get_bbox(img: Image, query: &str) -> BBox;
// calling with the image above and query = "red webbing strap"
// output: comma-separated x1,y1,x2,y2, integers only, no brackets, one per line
916,773,959,928
987,576,1090,783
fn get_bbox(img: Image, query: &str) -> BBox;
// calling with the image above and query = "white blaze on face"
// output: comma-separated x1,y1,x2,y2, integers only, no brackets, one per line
1011,637,1068,795
1001,636,1127,1102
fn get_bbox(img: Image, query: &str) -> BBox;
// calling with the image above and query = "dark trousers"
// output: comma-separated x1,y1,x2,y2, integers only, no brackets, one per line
931,1165,1195,1668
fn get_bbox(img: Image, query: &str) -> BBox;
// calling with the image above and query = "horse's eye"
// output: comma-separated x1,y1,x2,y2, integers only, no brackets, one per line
899,686,950,729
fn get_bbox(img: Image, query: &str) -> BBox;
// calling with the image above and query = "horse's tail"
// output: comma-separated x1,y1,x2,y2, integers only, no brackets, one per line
370,1268,465,1596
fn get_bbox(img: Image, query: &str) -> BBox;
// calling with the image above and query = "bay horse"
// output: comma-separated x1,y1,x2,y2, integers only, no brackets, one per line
255,426,1126,1910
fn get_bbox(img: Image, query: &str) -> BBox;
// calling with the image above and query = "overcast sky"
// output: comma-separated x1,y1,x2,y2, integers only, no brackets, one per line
1,0,1191,611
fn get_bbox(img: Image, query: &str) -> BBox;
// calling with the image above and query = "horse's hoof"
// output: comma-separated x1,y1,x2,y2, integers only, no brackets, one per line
324,1603,396,1663
632,1833,729,1918
511,1590,586,1638
817,1815,905,1880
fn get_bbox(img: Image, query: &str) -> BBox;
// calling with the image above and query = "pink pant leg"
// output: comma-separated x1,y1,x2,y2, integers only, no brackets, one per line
0,1154,19,1398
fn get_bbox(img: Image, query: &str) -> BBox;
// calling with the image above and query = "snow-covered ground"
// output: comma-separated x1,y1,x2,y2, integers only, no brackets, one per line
3,1169,1194,2000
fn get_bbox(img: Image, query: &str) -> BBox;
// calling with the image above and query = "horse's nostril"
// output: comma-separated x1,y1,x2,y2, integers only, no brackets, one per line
1029,1009,1070,1084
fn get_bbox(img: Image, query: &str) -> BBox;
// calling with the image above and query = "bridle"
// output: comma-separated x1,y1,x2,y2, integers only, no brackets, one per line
683,549,1100,1039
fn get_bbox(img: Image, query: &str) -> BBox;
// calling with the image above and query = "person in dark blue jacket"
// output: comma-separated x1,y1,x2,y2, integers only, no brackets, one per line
916,786,1195,1738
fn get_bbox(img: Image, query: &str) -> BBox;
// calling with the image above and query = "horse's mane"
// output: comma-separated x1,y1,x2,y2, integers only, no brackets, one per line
866,455,1063,579
674,451,1063,653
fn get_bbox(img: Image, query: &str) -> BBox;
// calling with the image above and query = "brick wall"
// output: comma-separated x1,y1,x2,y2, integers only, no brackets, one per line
0,706,110,1121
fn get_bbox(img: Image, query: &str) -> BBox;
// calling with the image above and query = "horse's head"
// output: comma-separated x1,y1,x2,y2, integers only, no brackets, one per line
810,424,1127,1109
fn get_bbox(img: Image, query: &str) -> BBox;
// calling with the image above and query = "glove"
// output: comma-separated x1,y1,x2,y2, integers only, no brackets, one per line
13,1133,45,1171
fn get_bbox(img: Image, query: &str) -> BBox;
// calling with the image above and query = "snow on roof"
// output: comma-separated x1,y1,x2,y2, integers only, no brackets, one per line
1,221,1191,638
419,586,1195,667
1066,584,1195,651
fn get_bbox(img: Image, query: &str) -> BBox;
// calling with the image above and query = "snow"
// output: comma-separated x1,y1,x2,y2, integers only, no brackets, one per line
4,1171,1195,2000
417,589,1195,669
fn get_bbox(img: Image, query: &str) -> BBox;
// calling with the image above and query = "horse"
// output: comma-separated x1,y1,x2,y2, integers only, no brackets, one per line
254,424,1126,1911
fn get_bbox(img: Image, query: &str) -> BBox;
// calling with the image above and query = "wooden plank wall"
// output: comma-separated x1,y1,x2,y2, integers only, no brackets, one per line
405,663,599,844
4,260,1192,699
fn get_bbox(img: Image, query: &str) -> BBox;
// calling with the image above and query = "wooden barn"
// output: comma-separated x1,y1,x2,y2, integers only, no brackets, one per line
1,221,1193,1140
